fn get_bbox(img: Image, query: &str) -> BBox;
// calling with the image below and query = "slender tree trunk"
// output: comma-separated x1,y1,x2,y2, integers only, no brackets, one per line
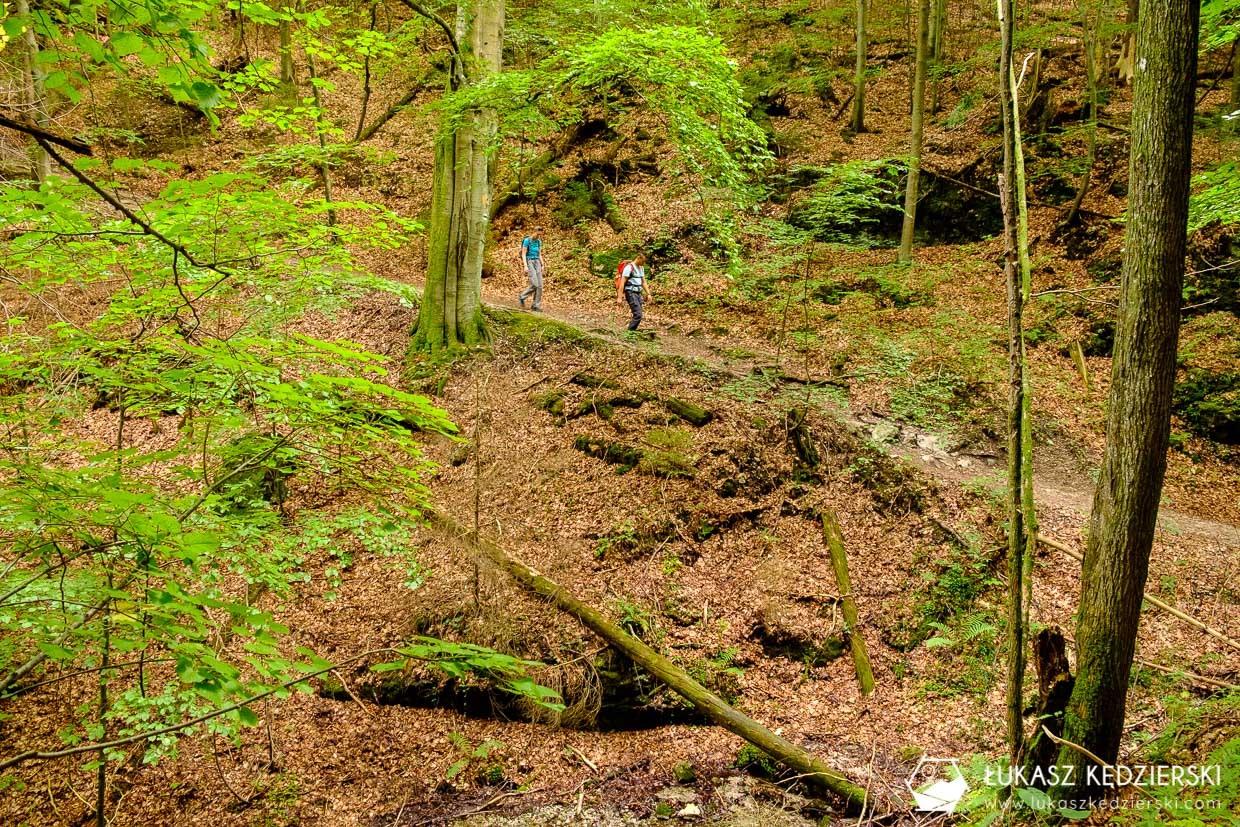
16,0,51,182
821,511,875,696
1065,0,1101,227
430,509,874,812
850,0,868,133
897,0,930,263
998,0,1036,777
279,0,296,89
928,0,946,113
412,0,503,352
1054,0,1199,798
305,48,337,228
1232,42,1240,105
354,4,378,141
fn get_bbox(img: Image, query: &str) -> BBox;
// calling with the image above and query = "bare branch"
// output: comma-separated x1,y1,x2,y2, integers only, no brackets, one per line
0,111,93,155
392,0,461,60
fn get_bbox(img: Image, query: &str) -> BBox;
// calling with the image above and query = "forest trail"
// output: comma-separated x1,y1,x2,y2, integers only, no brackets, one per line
478,282,1240,550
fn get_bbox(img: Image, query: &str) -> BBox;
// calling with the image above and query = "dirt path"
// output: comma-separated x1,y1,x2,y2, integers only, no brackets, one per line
482,284,1240,550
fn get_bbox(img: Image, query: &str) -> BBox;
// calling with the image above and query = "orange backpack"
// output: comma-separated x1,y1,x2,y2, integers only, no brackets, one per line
614,260,633,292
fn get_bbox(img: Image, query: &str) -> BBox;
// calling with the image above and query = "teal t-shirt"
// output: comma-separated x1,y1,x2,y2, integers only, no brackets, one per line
522,237,542,259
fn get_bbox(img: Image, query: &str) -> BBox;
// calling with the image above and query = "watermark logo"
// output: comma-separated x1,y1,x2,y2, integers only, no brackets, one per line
907,757,969,814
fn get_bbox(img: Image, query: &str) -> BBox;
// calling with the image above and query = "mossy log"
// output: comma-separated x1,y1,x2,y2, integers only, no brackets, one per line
570,371,620,390
428,510,874,812
573,435,644,468
821,510,875,696
664,397,714,427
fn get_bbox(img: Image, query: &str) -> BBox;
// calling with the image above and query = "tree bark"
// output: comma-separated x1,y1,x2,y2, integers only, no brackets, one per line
15,0,52,182
897,0,930,263
305,46,337,228
850,0,868,133
1054,0,1199,798
1115,0,1138,85
412,0,503,352
1064,0,1100,228
997,0,1036,775
279,0,296,88
427,509,874,812
928,0,946,113
821,511,875,696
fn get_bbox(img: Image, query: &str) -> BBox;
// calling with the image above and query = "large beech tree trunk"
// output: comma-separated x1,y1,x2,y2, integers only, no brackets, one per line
1054,0,1199,798
412,0,503,352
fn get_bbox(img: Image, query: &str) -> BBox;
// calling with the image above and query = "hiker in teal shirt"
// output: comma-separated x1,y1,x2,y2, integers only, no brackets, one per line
616,254,649,331
517,228,545,311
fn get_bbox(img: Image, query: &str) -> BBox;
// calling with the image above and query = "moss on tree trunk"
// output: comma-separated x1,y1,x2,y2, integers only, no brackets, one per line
1054,0,1199,798
411,0,503,353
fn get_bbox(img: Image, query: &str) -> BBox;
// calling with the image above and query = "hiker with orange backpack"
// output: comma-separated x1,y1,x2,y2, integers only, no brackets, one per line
615,254,649,331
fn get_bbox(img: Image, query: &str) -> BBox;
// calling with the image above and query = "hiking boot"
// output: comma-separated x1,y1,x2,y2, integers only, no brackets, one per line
518,294,526,308
531,306,542,312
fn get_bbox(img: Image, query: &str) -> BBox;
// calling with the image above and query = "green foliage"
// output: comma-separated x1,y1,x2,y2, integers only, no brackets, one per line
1174,369,1240,444
1117,692,1240,826
559,26,772,192
444,733,506,784
683,646,744,703
553,178,622,229
639,427,697,478
1,0,226,113
1189,162,1240,232
0,156,563,779
785,160,904,245
1201,0,1240,51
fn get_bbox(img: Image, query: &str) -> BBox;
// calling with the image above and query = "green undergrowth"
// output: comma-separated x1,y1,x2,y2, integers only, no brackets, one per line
885,530,1005,699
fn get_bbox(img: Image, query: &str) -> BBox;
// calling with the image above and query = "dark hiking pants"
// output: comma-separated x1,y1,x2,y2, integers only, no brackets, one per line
625,289,643,330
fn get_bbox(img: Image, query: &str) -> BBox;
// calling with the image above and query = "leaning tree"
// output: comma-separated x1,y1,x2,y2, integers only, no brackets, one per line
1053,0,1200,798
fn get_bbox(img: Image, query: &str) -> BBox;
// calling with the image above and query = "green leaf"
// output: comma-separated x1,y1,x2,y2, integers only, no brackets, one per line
236,706,260,726
111,32,143,57
445,759,468,780
188,81,222,109
1015,786,1051,811
157,64,185,86
37,642,76,661
73,32,106,62
2,18,26,40
370,659,408,673
1057,806,1091,819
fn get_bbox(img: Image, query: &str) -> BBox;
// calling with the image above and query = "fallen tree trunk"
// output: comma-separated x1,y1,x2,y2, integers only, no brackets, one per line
428,509,874,812
1036,533,1240,653
821,510,875,696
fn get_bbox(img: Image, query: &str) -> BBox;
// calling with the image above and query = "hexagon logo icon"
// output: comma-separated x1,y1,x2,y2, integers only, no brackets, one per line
906,757,969,814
